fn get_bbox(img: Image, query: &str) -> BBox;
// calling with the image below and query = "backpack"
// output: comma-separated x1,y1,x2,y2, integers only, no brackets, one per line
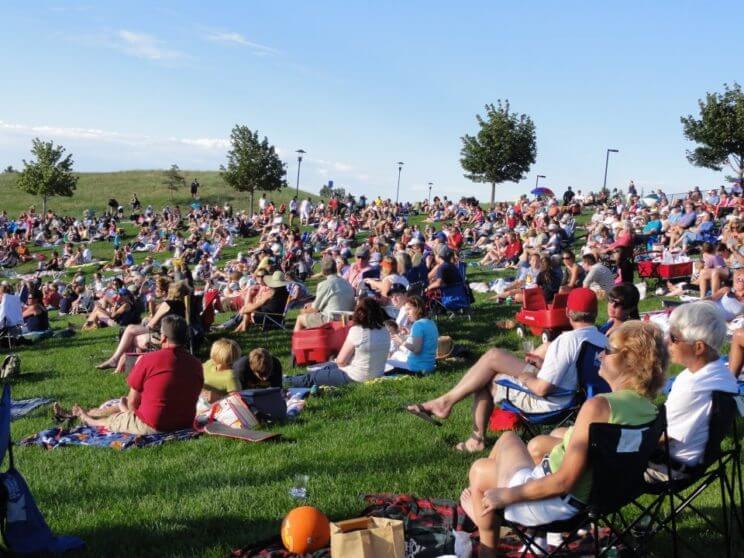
0,355,20,380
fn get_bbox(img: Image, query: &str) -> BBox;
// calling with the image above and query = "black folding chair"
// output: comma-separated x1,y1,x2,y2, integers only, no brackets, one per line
636,391,744,558
504,408,667,557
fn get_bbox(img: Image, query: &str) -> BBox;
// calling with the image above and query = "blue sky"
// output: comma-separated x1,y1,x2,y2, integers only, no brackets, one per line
1,1,742,201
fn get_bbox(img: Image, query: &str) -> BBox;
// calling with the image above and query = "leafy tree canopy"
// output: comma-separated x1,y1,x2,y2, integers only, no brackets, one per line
460,100,536,207
220,125,286,213
17,138,78,214
681,82,744,181
162,163,185,200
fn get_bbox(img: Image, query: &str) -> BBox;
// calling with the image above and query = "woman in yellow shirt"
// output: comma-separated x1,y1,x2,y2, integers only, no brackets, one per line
201,339,242,404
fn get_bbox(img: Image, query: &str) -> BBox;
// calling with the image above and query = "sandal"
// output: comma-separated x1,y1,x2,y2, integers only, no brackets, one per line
403,404,443,427
51,402,73,424
454,432,485,453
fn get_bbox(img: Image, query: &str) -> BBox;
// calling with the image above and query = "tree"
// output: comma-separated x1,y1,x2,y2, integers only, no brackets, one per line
681,82,744,183
460,101,536,208
220,125,286,214
3,165,16,173
162,163,185,201
319,184,346,198
17,138,78,214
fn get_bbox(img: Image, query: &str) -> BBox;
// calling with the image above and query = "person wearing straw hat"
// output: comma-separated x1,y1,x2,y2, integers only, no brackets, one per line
234,270,290,332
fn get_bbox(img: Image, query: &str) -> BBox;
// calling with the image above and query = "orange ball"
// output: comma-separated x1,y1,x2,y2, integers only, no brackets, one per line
281,506,331,553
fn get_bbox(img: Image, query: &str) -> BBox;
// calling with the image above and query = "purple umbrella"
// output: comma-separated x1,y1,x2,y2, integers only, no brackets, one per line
530,187,554,197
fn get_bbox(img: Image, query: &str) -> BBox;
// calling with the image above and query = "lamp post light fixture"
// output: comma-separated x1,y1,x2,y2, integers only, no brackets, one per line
295,149,306,198
602,149,619,192
535,174,546,188
428,182,433,204
395,161,404,205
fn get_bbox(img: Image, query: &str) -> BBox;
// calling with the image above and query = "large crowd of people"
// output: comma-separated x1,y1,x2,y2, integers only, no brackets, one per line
0,180,742,556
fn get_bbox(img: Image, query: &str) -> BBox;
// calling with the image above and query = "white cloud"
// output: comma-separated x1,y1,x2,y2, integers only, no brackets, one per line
356,173,370,182
204,31,278,55
333,161,352,172
115,30,184,61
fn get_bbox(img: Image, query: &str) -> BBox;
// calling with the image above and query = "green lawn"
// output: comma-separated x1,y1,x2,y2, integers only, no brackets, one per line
2,207,739,556
0,170,318,217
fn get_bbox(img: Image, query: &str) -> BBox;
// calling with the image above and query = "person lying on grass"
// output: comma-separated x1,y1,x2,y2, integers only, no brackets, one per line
460,321,666,558
198,338,242,412
72,315,203,435
407,288,606,453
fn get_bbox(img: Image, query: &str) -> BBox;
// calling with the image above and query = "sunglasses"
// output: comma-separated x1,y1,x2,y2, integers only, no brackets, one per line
607,298,623,306
604,344,622,356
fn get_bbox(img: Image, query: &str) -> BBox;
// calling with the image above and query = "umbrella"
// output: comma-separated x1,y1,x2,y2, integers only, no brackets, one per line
530,187,554,197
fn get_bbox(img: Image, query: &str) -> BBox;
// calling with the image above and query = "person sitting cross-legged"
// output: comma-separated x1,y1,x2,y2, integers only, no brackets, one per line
73,315,203,434
461,321,667,558
294,256,355,331
407,288,606,452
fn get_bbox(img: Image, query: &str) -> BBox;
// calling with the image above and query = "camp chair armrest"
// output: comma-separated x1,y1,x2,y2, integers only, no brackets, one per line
496,379,575,399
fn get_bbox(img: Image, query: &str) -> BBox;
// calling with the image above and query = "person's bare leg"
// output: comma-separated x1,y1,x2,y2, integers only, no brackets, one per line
98,324,147,368
72,404,110,427
411,348,526,419
469,432,535,557
455,387,492,452
527,433,563,464
294,314,307,332
711,268,730,294
730,328,744,378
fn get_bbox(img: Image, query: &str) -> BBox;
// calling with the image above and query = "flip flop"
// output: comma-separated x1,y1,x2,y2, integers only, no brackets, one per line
454,432,486,453
403,404,443,426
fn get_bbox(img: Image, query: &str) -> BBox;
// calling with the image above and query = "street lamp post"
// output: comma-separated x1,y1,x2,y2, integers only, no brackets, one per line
395,161,404,205
602,149,619,192
295,149,306,198
535,174,546,189
428,182,433,204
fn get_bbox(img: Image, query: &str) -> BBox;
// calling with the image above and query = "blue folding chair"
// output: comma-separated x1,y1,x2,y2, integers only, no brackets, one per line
0,384,85,555
496,341,608,438
431,261,473,319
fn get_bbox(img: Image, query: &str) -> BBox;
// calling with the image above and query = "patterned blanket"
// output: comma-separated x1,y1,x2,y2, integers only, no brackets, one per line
232,493,623,558
20,425,200,450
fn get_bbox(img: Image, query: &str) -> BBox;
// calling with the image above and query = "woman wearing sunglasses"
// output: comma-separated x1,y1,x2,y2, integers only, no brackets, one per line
460,321,667,557
599,283,640,336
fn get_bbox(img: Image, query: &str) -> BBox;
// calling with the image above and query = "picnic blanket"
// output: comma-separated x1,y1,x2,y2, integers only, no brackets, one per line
20,425,200,451
11,397,51,420
232,493,623,558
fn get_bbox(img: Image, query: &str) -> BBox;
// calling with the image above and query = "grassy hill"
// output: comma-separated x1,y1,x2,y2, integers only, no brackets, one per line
0,170,318,216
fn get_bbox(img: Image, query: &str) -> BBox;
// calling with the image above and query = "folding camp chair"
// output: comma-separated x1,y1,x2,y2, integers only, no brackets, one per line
0,384,85,553
430,261,473,320
635,391,744,558
496,341,608,438
503,408,667,557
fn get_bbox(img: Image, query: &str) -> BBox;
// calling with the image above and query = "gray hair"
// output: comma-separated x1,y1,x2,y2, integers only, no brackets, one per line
320,256,337,276
669,301,727,351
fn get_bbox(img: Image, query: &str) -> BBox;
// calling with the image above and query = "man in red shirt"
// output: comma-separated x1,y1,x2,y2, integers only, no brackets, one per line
72,315,203,434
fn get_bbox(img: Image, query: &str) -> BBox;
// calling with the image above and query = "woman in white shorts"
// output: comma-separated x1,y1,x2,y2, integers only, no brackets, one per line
460,321,668,557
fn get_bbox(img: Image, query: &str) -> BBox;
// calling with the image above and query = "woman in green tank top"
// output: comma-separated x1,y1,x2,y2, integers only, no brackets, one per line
461,321,668,558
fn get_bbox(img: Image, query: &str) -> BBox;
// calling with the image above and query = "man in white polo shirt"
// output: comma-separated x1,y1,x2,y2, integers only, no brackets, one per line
646,301,738,482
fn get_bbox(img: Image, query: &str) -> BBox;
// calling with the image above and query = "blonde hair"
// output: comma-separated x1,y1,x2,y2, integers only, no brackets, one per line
610,321,668,398
210,338,241,369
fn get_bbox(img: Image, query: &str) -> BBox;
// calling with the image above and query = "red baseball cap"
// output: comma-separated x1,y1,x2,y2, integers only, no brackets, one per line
567,288,598,314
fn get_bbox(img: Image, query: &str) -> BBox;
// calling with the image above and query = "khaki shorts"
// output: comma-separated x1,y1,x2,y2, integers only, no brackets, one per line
304,311,330,329
104,411,159,435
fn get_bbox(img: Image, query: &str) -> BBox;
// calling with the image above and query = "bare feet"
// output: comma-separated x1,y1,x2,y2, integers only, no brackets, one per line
460,488,475,522
455,432,486,453
96,360,115,370
71,404,90,425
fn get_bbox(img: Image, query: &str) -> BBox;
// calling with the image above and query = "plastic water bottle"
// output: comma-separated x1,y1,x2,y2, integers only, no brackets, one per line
289,474,309,501
453,530,473,558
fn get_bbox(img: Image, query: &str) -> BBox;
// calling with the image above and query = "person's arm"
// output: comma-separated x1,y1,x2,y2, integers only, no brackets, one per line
126,387,142,411
400,321,425,354
481,396,610,512
111,302,130,318
146,300,171,329
334,328,358,366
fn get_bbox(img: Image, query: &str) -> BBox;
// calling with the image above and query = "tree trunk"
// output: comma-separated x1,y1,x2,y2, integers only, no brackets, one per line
42,193,48,215
250,190,255,216
490,182,496,209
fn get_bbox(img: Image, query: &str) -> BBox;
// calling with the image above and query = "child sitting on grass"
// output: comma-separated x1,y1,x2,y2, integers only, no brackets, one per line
198,339,242,411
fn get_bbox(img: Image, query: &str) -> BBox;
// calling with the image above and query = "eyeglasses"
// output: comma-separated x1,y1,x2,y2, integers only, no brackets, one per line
604,345,622,356
607,298,622,306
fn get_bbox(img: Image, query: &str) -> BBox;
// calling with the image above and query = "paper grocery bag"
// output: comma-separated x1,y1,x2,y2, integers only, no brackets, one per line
330,517,405,558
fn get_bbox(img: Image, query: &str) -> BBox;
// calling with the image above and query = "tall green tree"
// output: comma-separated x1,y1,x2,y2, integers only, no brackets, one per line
162,163,185,201
460,101,536,208
17,138,78,214
3,165,16,173
681,82,744,183
220,125,286,213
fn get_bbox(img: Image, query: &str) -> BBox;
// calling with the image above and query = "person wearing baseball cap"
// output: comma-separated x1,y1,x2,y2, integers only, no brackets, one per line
345,245,372,291
406,287,606,453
